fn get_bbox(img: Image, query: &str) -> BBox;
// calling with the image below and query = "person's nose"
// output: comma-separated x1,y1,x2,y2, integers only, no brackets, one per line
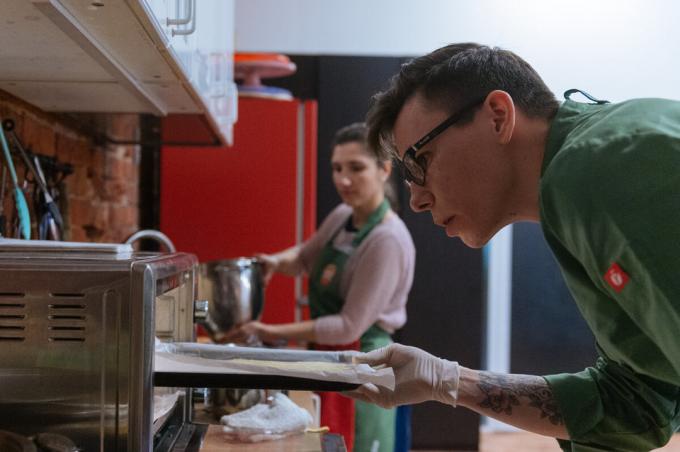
335,170,352,187
408,183,433,212
338,173,351,186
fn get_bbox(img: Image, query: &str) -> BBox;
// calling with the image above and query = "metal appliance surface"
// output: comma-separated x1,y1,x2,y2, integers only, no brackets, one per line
198,257,264,337
125,229,177,253
0,240,198,451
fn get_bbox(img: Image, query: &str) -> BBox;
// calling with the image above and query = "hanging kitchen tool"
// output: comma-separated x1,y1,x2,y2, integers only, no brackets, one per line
2,119,63,231
0,119,30,239
0,166,6,237
33,155,61,241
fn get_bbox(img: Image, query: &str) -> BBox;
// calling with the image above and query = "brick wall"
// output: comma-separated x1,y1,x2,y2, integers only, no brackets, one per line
0,90,140,243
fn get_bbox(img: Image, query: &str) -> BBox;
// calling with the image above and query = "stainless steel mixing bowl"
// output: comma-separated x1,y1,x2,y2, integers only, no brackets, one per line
198,257,264,338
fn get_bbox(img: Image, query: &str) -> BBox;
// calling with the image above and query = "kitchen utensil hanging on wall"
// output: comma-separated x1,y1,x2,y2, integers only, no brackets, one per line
33,156,61,240
0,166,6,237
0,119,30,239
2,119,64,233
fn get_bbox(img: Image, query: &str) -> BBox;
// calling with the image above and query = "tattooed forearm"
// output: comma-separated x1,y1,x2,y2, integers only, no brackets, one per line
476,371,564,426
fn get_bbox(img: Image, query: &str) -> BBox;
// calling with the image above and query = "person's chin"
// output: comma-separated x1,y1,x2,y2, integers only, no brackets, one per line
461,237,486,249
343,196,364,209
339,195,353,206
456,229,490,249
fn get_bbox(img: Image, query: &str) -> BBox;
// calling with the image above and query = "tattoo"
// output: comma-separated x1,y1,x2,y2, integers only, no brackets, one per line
477,372,564,426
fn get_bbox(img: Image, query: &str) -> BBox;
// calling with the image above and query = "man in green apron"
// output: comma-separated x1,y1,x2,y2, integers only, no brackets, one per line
309,199,396,452
347,43,680,451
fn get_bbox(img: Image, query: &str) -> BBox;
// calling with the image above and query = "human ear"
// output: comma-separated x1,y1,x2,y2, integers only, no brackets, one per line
485,90,515,145
381,160,392,180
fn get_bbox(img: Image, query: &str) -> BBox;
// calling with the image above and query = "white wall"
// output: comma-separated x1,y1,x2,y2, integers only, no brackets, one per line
235,0,680,102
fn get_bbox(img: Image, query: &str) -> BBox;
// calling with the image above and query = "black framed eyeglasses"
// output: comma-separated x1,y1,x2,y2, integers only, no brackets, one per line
398,97,486,186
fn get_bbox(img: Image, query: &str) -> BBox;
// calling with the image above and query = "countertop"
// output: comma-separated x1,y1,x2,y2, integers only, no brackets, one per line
200,427,327,452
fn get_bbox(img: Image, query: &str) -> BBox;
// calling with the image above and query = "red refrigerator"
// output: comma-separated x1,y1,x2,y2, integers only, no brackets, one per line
160,97,318,324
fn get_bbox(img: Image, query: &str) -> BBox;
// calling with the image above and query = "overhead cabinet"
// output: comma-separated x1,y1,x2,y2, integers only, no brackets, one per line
0,0,236,144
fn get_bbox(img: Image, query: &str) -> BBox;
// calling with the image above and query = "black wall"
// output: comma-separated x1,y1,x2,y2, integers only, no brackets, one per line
270,55,483,450
398,201,483,450
510,223,597,375
271,55,405,222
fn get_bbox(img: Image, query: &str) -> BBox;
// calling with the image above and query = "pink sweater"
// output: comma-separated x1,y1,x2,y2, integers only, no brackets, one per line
298,204,415,345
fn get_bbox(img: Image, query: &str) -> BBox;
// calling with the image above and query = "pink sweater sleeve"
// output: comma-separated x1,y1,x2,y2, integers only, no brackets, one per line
314,230,411,344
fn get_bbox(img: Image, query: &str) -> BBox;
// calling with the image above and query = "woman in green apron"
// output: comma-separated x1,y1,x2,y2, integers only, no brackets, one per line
231,123,416,452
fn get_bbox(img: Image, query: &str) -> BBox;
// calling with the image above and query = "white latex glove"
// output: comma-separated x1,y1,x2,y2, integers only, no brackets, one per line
347,343,459,409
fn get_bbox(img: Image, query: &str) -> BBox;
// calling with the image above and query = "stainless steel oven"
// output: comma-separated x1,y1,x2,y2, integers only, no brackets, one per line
0,239,202,451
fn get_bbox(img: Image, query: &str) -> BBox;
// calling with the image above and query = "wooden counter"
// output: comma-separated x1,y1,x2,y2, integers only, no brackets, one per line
200,427,325,452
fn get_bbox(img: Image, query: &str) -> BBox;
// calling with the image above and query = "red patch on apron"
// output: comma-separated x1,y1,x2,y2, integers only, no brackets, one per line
320,264,337,286
604,263,630,293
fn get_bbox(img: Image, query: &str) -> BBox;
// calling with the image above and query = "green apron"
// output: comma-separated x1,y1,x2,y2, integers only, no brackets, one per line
309,199,396,452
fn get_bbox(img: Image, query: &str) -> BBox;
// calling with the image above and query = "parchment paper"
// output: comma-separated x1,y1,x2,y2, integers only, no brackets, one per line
154,352,394,390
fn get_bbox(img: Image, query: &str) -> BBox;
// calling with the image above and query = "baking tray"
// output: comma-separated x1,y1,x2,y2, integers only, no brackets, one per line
162,343,356,363
153,371,359,391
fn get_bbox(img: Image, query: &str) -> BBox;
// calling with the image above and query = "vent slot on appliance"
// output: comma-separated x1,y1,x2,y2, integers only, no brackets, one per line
0,292,25,298
0,300,27,341
50,293,86,298
48,302,87,343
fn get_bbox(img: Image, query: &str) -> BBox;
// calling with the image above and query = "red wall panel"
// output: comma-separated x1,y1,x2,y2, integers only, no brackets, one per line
160,97,317,325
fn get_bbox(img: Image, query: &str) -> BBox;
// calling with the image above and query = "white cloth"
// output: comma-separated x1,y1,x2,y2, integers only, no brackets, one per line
153,389,181,423
220,393,313,442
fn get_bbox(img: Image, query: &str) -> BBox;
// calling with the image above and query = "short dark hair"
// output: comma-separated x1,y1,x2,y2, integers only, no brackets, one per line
366,43,560,159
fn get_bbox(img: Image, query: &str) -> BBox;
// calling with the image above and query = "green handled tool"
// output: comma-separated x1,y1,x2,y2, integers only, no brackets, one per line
2,119,63,230
0,120,30,239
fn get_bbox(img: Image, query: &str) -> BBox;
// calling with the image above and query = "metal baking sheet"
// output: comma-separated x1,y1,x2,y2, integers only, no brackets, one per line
153,371,359,391
153,345,394,392
165,342,357,363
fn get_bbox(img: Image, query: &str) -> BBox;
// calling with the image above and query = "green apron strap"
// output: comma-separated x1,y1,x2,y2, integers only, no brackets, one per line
352,199,390,246
308,199,390,319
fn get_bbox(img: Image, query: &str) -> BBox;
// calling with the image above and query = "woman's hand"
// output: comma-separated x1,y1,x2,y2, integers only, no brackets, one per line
222,321,279,344
254,253,278,285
